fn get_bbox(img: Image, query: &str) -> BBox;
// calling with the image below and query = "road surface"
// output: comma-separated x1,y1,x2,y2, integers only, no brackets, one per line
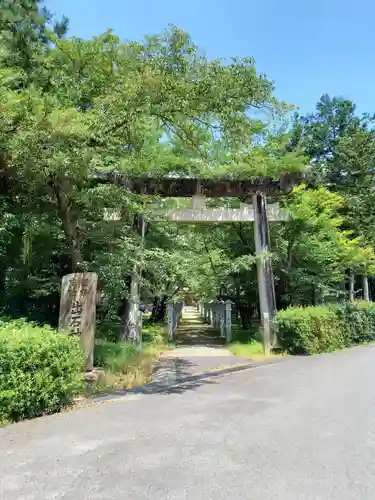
1,345,375,499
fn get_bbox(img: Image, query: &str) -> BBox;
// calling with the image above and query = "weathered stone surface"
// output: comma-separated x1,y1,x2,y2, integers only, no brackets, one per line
167,301,183,341
164,204,288,223
121,267,140,342
58,272,98,371
150,195,289,224
253,193,277,347
225,300,232,342
84,368,105,384
94,173,301,197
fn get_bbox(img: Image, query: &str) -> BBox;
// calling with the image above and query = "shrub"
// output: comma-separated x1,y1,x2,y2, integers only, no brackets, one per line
0,320,84,422
276,301,375,355
276,305,345,355
348,301,375,343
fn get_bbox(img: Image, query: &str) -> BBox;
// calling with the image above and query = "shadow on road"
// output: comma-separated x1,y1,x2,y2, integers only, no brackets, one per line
137,376,220,395
90,360,257,404
175,326,225,347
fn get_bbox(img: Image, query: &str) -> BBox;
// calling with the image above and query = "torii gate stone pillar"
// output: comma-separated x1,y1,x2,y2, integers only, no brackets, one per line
252,193,277,353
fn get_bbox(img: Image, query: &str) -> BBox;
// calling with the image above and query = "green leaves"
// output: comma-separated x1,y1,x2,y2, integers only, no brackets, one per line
277,301,375,355
273,185,375,304
0,319,84,422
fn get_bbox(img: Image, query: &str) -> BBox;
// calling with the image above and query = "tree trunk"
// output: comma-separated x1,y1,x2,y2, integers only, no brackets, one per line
148,297,160,324
120,266,140,341
149,295,168,323
159,296,168,321
349,274,355,301
363,275,370,302
275,274,289,310
53,180,83,272
238,303,251,330
311,285,316,306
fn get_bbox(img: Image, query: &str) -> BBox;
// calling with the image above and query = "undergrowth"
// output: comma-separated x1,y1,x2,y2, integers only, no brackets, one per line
89,323,169,393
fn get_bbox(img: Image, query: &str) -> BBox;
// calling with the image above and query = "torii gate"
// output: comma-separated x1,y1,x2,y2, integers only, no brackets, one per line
98,173,298,353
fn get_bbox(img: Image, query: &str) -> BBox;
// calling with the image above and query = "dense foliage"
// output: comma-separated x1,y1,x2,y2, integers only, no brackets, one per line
0,1,375,340
276,302,375,355
0,320,83,422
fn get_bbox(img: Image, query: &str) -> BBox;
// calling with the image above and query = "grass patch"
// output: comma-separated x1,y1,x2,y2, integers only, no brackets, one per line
94,341,137,373
229,324,286,361
230,340,264,357
89,323,170,394
229,341,286,360
231,325,258,343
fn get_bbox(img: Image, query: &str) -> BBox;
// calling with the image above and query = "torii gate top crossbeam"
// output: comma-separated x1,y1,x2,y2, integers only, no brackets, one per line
94,173,300,197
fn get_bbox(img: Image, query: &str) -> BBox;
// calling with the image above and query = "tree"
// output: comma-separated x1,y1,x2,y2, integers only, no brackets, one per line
273,185,375,306
290,94,375,300
0,0,68,87
0,17,304,331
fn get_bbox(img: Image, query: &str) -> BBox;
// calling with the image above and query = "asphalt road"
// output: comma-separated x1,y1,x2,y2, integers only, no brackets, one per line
2,345,375,499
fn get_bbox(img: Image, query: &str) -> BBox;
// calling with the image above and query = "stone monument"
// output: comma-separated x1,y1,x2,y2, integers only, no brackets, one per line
58,272,98,371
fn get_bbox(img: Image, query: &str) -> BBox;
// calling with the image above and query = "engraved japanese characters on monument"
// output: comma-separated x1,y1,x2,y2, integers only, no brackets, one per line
58,272,98,371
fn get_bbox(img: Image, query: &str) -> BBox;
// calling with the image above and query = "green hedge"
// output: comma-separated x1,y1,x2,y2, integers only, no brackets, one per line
276,301,375,355
0,320,84,423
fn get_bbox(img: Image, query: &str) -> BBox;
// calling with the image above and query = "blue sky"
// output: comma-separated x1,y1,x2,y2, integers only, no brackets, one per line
48,0,375,116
